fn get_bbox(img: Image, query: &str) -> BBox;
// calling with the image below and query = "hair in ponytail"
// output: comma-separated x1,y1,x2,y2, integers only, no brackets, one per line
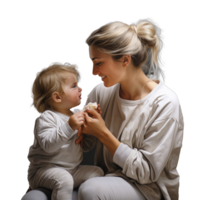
86,19,165,81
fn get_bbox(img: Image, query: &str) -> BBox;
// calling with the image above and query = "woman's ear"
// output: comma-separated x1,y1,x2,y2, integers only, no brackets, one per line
51,92,62,103
123,55,131,65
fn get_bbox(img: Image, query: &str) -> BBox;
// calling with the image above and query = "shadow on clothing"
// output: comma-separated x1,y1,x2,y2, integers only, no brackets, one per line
21,187,78,200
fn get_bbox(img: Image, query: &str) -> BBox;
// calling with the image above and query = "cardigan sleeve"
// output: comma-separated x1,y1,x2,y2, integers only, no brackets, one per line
113,117,181,184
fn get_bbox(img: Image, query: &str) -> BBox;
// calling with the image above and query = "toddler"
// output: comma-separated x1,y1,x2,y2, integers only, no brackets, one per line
27,63,104,200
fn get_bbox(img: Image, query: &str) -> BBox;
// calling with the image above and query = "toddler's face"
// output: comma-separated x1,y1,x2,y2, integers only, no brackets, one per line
60,73,82,109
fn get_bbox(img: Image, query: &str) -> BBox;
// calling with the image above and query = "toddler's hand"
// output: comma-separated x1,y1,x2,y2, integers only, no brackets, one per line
68,111,85,131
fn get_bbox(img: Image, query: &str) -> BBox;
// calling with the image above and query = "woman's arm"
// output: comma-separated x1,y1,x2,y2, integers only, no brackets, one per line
94,125,120,157
76,108,120,156
97,111,183,184
114,117,182,184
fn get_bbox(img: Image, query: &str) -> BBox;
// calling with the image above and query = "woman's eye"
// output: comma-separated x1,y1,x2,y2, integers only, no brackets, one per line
96,62,102,66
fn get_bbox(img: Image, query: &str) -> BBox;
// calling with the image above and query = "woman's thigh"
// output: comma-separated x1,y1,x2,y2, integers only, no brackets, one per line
21,189,78,200
78,176,146,200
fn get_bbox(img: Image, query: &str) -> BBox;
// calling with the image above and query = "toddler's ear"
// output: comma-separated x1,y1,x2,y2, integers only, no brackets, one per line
52,92,62,103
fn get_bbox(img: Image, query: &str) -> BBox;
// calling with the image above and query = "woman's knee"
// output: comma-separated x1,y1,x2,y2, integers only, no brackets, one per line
87,166,104,179
78,177,105,200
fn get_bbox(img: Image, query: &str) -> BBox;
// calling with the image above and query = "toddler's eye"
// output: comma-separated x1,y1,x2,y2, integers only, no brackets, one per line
73,84,77,88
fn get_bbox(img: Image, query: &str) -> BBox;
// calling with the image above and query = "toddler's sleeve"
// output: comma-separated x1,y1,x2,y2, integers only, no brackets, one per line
35,111,77,153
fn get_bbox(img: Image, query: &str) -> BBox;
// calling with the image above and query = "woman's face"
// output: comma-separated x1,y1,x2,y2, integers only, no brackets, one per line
89,45,125,87
88,46,150,100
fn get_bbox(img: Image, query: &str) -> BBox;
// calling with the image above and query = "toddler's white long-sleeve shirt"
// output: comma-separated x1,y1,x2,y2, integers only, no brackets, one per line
28,110,82,181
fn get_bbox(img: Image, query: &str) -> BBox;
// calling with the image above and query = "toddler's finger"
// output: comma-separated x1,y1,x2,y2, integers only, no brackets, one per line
76,133,84,144
77,127,82,137
75,136,81,144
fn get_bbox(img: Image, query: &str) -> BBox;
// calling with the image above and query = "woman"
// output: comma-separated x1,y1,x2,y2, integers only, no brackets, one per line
22,19,184,200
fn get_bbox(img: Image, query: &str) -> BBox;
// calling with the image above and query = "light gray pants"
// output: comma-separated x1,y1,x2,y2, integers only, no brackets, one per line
28,165,104,200
22,176,146,200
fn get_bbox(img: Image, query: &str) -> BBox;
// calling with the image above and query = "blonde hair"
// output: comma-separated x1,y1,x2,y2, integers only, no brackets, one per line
86,19,165,81
32,62,80,113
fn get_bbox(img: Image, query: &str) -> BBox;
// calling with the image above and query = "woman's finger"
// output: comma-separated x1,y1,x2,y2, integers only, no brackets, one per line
77,127,82,137
96,104,102,115
79,133,84,143
81,136,84,147
75,137,80,144
75,134,83,144
87,108,99,118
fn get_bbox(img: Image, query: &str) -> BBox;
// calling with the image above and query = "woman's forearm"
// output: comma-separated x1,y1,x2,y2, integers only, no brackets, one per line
98,128,121,156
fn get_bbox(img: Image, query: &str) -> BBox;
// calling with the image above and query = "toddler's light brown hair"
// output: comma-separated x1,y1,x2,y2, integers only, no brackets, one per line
29,61,81,114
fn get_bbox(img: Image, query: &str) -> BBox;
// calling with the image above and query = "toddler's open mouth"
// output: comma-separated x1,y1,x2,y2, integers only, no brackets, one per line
79,94,84,100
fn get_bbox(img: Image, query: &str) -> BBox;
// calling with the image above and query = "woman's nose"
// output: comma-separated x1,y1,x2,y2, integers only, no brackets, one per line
93,65,99,75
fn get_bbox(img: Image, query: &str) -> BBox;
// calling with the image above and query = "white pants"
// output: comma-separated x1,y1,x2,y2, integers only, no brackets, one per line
29,165,104,200
23,176,146,200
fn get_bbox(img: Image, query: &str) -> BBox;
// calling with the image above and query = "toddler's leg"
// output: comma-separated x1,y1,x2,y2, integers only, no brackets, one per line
21,189,79,200
29,166,74,200
71,165,104,188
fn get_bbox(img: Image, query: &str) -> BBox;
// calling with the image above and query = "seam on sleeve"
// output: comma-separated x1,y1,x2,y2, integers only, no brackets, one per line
153,117,179,125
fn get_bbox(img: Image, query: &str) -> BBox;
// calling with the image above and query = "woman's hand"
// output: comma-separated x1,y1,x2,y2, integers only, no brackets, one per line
82,108,107,138
77,127,84,147
76,104,102,146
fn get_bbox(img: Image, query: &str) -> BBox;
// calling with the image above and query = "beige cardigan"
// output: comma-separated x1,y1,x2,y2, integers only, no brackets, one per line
83,80,184,200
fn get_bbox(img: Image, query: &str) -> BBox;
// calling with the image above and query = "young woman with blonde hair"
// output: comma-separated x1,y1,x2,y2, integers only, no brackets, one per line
22,19,184,200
